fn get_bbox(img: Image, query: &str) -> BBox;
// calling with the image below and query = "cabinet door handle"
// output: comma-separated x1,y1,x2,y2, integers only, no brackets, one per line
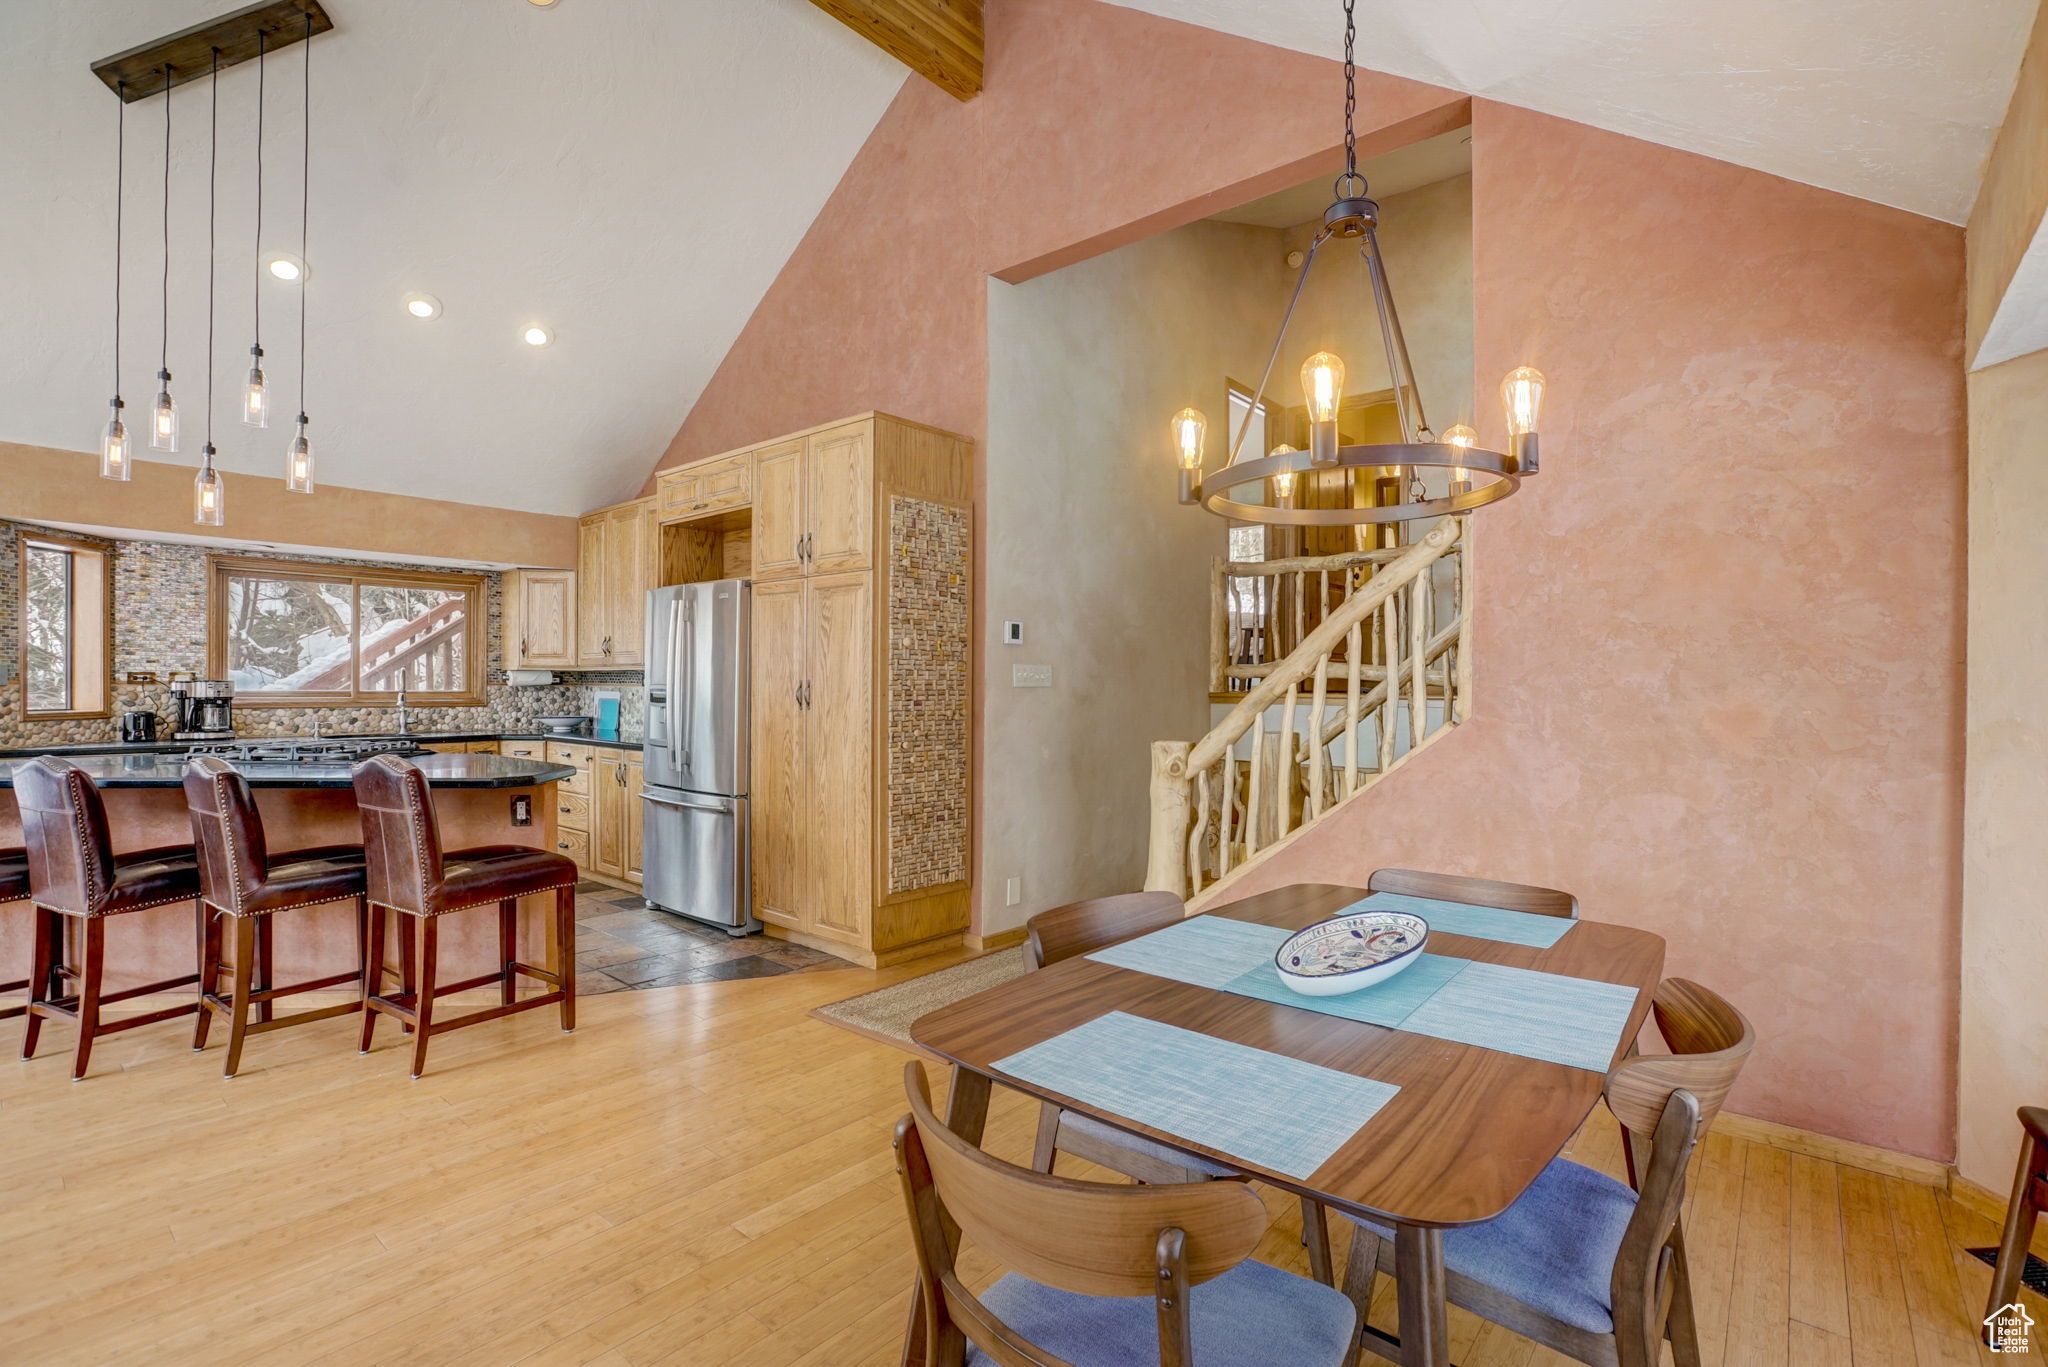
794,680,804,709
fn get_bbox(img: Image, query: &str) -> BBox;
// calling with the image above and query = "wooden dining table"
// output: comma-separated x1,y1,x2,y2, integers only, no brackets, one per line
905,881,1667,1367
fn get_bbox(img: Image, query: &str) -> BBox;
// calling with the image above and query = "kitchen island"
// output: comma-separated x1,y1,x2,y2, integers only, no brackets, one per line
0,752,577,996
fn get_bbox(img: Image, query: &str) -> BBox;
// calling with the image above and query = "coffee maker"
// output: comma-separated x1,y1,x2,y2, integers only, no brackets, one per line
171,680,236,740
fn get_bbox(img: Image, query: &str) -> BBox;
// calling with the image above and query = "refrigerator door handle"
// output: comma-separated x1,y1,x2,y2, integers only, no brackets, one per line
641,790,731,815
676,595,694,771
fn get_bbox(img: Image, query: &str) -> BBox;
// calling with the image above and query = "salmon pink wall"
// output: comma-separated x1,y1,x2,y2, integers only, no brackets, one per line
647,1,1966,1157
1225,103,1968,1160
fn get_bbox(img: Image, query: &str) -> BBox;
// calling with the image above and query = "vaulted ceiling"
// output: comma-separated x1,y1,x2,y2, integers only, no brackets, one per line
0,0,2033,520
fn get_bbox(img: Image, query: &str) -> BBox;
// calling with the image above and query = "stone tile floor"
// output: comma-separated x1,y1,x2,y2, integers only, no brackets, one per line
571,881,844,994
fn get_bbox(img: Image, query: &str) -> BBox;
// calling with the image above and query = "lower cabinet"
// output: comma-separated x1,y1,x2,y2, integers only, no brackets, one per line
545,741,641,888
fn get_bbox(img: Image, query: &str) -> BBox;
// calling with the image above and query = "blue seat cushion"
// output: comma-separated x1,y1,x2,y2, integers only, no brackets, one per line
1060,1110,1238,1178
1345,1157,1636,1334
965,1257,1357,1366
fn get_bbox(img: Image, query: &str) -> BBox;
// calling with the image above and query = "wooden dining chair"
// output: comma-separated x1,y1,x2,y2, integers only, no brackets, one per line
1983,1106,2048,1341
1366,867,1578,918
895,1061,1361,1367
1336,979,1754,1367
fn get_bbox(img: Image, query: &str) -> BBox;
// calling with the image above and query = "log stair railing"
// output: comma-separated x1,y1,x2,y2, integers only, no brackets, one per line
1149,519,1468,905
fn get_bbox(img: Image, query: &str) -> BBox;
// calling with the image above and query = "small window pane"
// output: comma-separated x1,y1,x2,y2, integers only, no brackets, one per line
356,584,469,692
23,545,71,712
224,576,356,693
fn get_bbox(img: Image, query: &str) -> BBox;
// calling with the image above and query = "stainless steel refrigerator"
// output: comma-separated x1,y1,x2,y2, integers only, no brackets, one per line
641,580,756,935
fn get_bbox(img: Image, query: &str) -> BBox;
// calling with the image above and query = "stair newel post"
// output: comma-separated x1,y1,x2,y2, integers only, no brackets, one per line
1210,559,1227,694
1145,741,1194,897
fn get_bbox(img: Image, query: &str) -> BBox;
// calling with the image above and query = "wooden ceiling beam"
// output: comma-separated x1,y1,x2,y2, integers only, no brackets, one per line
809,0,982,102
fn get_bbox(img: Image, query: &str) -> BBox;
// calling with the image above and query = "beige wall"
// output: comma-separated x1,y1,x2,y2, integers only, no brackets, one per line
0,441,579,568
979,220,1271,933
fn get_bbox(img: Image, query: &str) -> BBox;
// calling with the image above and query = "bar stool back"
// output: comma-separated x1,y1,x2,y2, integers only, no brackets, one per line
183,757,371,1077
352,755,577,1078
0,848,29,1021
15,757,203,1079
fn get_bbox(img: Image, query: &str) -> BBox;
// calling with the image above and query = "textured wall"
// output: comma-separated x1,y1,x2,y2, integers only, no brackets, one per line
0,519,643,746
642,0,1967,1154
1222,103,1968,1160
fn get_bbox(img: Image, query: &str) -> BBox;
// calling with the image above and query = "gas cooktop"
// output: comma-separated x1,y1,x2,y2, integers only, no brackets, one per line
184,738,431,764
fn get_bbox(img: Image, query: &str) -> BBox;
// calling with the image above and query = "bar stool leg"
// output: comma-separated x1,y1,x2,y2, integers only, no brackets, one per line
498,899,517,1007
557,885,576,1033
224,916,258,1079
400,922,417,1037
254,916,276,1025
72,918,106,1082
410,917,439,1080
1987,1126,2045,1336
352,896,369,1006
22,906,57,1061
359,903,387,1055
194,906,223,1051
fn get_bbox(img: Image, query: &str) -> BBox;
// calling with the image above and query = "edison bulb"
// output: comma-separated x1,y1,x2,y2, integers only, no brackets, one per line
194,449,224,526
1501,366,1545,437
1442,423,1477,486
1269,443,1298,503
243,364,269,428
1301,351,1345,426
286,416,315,494
1170,407,1207,471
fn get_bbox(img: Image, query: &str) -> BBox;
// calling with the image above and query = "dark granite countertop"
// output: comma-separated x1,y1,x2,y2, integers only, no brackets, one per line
0,730,642,759
0,752,576,790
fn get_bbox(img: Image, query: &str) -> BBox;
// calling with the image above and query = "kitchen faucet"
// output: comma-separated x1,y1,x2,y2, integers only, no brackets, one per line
395,683,411,736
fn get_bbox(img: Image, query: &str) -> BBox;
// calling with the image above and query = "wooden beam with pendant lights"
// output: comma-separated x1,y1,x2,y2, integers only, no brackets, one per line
808,0,982,101
91,0,332,102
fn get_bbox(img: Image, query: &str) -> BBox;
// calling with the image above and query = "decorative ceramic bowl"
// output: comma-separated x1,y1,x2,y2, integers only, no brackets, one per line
535,716,593,736
1274,912,1430,997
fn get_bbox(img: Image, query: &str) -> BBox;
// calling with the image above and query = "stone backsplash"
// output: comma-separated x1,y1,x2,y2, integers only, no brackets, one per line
0,520,644,748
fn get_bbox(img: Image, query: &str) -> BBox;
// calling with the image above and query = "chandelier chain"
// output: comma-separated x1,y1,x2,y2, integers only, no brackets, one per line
1342,0,1357,183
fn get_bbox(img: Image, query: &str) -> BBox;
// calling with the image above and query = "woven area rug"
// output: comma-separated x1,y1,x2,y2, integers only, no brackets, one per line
811,947,1029,1052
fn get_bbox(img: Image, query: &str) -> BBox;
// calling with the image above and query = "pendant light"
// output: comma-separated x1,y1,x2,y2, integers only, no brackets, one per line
194,48,224,527
149,63,178,453
241,30,269,429
99,81,130,479
1171,0,1548,529
285,9,314,494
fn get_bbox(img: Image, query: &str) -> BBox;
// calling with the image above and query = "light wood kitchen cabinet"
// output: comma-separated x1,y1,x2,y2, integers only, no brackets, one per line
543,740,642,889
505,569,576,669
656,452,750,519
743,414,973,967
577,498,656,668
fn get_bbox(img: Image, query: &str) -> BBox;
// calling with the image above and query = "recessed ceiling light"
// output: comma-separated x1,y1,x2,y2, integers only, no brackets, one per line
529,0,561,7
266,253,308,282
403,293,442,319
522,325,554,347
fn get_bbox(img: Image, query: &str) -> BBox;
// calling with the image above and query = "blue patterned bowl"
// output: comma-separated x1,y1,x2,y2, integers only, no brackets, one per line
1274,912,1429,997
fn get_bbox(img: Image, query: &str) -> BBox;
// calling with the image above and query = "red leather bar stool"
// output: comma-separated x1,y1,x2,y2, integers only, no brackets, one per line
352,755,577,1078
183,757,372,1078
0,847,30,1021
15,757,203,1080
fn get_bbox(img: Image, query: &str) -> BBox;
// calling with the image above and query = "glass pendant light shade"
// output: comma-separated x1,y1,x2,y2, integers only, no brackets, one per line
1501,366,1545,473
1301,352,1345,425
150,374,179,452
286,414,314,493
243,350,269,427
1171,407,1207,504
194,446,225,525
100,401,131,481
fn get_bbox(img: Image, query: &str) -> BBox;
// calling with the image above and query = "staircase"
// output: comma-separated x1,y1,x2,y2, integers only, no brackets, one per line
1146,519,1468,906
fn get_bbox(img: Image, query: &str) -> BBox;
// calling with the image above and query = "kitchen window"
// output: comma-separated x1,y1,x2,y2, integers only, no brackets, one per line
208,556,487,707
20,535,111,719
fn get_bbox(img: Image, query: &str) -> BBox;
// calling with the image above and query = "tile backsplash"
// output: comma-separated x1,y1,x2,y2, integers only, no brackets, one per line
0,520,644,748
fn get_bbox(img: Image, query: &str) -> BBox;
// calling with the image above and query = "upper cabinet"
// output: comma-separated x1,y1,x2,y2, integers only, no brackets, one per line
753,422,873,580
656,452,751,520
506,569,577,669
577,497,656,668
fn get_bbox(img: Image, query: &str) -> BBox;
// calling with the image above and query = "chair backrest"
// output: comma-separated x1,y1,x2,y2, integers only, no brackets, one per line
1608,977,1754,1141
351,755,443,915
894,1062,1268,1364
1025,891,1184,969
183,756,270,914
1605,1084,1702,1366
14,757,116,916
1367,867,1577,919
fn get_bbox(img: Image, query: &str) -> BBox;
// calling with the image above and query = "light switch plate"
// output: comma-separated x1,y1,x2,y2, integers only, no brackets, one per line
1012,663,1052,688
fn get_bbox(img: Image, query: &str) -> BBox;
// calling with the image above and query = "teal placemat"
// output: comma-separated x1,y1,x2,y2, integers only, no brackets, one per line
1218,952,1470,1027
1086,914,1292,989
1340,891,1576,948
1398,961,1640,1071
994,1010,1399,1179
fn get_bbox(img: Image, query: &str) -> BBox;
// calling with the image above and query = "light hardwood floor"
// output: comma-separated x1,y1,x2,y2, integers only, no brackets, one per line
0,952,2024,1366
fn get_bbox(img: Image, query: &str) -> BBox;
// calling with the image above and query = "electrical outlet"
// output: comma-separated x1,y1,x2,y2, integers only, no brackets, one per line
1013,663,1052,688
1005,877,1021,907
1003,620,1024,645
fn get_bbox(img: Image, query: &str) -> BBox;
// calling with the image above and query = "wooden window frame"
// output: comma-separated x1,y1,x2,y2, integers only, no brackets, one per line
19,534,112,721
207,555,488,709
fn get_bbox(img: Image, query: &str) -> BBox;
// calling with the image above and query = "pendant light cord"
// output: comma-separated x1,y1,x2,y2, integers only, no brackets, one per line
297,8,311,422
113,82,124,399
1336,0,1363,198
159,63,171,382
206,47,218,450
252,29,264,353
